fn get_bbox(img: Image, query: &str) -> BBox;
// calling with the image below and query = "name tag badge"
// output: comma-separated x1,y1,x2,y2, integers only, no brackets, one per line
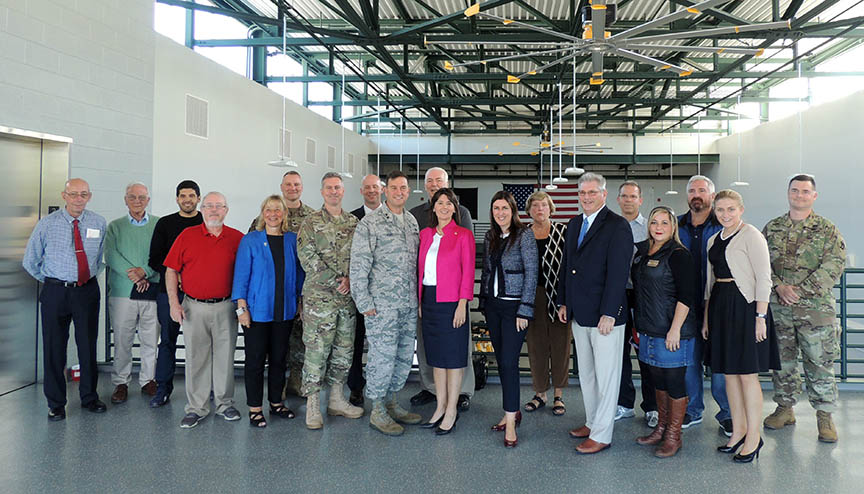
647,259,660,268
86,228,101,239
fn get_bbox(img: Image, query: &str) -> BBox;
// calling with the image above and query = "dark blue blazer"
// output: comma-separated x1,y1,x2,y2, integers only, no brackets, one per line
556,206,633,327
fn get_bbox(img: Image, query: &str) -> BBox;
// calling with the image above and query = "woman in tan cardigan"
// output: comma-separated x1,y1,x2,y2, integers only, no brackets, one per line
703,190,780,463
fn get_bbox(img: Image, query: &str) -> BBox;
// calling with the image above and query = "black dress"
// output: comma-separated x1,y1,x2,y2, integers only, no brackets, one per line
707,232,780,374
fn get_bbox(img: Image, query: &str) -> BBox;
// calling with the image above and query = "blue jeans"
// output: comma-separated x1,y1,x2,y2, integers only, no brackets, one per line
685,337,731,422
154,292,183,396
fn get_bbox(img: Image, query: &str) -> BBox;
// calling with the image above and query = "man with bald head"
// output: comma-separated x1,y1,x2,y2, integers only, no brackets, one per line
346,174,384,405
105,182,161,404
24,178,108,420
163,191,244,428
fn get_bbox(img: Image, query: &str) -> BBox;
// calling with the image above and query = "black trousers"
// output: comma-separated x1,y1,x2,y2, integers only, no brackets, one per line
244,319,292,407
346,312,366,393
40,279,100,409
486,298,527,413
618,290,657,412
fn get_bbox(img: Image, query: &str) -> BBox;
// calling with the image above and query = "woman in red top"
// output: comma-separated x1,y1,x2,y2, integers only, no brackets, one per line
417,188,476,435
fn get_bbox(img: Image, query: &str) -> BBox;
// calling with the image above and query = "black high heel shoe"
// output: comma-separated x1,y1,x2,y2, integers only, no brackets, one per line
717,436,746,453
435,413,460,435
420,415,444,429
733,438,764,463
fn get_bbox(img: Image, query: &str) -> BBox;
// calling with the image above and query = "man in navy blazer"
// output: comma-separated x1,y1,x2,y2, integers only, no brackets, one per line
556,172,633,454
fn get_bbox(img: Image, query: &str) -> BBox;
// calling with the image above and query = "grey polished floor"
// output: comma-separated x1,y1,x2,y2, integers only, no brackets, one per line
1,375,862,493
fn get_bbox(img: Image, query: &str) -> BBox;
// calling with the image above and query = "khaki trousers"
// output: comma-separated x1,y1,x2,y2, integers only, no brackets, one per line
109,297,159,386
182,298,238,416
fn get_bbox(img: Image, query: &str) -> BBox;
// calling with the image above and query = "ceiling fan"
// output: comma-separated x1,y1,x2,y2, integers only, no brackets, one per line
430,0,792,86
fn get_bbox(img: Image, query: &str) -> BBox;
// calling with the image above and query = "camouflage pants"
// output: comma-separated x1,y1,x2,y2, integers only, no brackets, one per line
301,293,356,396
286,318,305,373
771,305,839,412
364,308,417,401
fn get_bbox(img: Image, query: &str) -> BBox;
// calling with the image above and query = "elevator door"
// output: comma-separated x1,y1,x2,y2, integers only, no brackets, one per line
0,131,69,396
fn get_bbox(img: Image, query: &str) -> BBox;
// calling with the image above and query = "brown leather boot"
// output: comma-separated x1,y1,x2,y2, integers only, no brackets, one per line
637,390,668,446
656,396,688,458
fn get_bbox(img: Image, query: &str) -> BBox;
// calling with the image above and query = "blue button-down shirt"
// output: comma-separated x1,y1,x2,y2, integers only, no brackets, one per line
128,212,149,226
23,208,107,283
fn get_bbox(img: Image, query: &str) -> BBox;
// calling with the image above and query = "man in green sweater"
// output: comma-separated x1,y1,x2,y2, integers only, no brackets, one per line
105,182,161,404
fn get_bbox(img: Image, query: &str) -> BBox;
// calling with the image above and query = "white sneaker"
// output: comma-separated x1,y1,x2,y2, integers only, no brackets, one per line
614,406,635,421
645,410,659,428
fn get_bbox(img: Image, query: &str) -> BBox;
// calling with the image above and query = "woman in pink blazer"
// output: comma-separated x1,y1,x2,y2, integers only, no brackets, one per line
417,188,476,435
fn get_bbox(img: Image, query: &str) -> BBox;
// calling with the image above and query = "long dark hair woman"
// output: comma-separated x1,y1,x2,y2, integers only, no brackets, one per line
480,191,538,447
417,188,476,435
631,206,696,458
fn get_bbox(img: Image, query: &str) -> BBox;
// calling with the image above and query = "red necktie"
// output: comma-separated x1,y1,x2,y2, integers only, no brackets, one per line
72,219,91,285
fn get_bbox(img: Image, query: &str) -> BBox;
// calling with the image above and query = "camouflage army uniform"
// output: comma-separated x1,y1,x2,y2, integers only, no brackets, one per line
349,206,420,401
763,212,846,413
297,207,358,396
251,202,316,381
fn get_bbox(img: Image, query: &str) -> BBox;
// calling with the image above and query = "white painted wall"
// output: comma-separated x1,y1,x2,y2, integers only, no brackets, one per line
152,35,373,227
712,90,864,266
0,0,155,219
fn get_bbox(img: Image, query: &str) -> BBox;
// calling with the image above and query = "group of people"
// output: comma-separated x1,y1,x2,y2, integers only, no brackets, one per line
23,165,845,460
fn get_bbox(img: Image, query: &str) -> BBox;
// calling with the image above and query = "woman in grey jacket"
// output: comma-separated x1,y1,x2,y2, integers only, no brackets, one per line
480,191,538,447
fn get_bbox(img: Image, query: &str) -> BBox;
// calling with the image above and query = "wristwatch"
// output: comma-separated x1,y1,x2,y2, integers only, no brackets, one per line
756,312,767,319
236,306,247,316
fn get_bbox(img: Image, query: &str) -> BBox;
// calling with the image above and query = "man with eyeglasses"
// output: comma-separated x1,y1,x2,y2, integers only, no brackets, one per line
24,178,108,421
105,182,161,405
163,192,244,429
556,172,633,454
147,180,203,408
762,174,846,443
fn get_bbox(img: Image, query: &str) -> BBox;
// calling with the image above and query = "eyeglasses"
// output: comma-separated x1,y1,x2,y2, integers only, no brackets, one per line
125,194,149,202
578,190,602,197
201,203,226,210
64,192,91,199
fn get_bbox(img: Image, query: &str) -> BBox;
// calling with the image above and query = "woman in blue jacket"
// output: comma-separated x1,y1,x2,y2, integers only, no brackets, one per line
233,195,304,427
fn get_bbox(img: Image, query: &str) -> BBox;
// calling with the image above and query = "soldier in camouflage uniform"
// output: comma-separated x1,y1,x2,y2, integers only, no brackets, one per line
762,174,846,443
350,171,423,435
297,172,361,429
248,171,315,398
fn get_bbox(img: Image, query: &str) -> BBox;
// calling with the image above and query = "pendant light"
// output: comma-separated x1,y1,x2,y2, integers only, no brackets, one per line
564,55,584,176
268,16,298,168
399,117,404,171
340,72,352,178
413,131,423,193
731,94,749,187
545,108,557,190
665,132,678,195
552,81,568,185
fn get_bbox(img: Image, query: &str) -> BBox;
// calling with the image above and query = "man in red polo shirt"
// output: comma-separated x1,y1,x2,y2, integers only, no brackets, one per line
164,191,244,429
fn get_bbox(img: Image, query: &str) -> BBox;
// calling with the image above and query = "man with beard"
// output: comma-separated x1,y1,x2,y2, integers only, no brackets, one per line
347,174,385,406
164,191,244,428
676,175,731,435
148,180,203,408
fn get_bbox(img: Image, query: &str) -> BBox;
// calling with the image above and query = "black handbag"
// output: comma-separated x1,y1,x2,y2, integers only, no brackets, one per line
473,354,488,391
129,282,159,301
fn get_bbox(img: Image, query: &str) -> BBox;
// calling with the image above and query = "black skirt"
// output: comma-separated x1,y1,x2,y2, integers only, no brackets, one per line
707,281,780,375
421,286,469,369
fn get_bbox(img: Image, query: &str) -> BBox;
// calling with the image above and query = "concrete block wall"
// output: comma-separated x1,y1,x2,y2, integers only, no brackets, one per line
0,0,155,220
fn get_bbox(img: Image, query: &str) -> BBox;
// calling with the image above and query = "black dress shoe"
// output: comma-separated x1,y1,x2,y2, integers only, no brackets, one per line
48,407,66,421
434,413,459,435
410,390,436,406
82,400,107,413
349,389,365,407
420,415,444,429
457,394,470,411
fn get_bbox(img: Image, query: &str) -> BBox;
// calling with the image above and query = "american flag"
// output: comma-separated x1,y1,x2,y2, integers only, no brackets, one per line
504,183,581,222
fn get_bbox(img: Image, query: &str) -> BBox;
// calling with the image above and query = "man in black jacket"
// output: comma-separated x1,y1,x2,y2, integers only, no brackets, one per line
556,173,633,454
347,174,384,406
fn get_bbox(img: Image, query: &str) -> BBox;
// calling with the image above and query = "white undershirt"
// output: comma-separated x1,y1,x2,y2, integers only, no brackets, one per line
493,232,520,301
423,233,442,286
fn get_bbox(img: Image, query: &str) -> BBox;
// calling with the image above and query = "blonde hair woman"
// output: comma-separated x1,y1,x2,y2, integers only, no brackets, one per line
703,190,780,462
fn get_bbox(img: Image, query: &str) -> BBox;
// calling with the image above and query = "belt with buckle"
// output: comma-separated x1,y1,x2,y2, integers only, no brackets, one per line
187,295,230,304
44,277,93,288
